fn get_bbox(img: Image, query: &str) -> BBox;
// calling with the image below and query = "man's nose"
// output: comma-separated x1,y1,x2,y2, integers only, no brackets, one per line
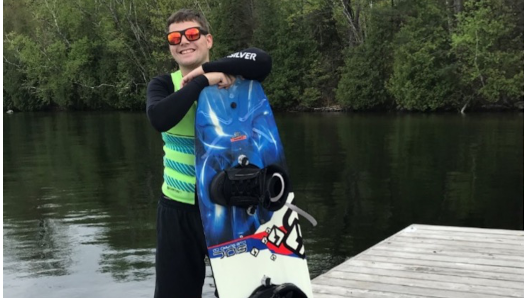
180,34,190,45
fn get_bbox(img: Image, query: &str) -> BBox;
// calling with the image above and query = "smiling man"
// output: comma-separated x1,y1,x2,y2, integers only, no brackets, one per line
145,8,271,298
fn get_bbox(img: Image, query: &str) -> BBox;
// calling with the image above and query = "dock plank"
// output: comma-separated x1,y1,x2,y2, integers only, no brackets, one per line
363,249,524,268
393,232,524,247
313,284,430,298
401,229,524,242
355,255,524,281
390,236,524,255
375,241,524,258
313,275,507,298
410,224,524,236
325,269,523,297
339,259,524,288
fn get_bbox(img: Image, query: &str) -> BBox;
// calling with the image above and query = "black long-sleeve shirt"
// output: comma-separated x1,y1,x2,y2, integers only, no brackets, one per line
146,48,272,132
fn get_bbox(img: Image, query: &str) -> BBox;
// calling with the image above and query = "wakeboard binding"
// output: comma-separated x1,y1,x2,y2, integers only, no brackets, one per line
210,155,289,215
249,277,308,298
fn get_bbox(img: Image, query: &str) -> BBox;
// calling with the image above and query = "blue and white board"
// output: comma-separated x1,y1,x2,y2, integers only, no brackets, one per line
195,78,313,298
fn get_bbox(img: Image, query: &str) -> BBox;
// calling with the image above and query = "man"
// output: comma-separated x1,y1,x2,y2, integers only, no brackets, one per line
146,8,271,298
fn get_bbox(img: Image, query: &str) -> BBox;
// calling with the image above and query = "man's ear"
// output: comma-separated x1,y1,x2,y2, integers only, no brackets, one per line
206,34,213,49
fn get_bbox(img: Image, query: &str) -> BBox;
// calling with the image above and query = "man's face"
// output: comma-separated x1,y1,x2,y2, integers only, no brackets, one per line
168,21,213,71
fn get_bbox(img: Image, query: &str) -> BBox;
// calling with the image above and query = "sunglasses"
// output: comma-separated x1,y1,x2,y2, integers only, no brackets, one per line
166,27,208,45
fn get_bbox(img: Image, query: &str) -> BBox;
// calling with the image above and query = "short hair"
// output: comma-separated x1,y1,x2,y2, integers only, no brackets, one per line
166,9,210,33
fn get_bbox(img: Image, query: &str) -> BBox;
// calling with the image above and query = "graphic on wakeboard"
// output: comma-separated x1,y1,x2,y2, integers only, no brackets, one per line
195,78,314,298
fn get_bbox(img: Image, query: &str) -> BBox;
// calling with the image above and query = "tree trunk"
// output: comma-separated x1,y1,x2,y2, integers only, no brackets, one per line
454,0,464,13
460,98,471,114
340,0,363,46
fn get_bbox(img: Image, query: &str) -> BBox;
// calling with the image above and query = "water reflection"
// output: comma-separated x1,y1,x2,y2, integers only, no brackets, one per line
277,113,523,276
3,112,523,297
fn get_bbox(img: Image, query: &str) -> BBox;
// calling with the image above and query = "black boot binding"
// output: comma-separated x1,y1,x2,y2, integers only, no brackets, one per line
249,280,308,298
210,156,317,225
210,162,289,213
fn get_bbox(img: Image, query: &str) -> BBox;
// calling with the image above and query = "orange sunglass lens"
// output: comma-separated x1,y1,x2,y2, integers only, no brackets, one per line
168,32,182,45
185,28,201,41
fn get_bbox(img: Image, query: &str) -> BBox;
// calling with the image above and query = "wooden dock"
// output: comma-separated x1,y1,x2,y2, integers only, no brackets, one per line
312,224,524,298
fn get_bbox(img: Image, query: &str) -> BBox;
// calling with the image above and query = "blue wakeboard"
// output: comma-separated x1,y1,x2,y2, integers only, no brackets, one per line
195,78,313,298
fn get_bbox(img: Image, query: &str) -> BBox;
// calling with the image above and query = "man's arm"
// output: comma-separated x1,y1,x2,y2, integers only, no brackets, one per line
147,48,272,132
203,47,272,81
181,48,272,87
146,75,209,132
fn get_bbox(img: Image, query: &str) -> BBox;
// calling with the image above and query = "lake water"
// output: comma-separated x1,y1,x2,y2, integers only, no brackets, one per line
3,112,523,297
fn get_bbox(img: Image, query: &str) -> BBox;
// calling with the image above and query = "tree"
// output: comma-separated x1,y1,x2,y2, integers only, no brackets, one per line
388,0,459,111
452,0,524,112
250,0,325,109
336,6,400,110
3,0,523,112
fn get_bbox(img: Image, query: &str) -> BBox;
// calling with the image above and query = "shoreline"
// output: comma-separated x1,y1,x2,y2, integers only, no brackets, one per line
4,102,524,114
285,103,524,113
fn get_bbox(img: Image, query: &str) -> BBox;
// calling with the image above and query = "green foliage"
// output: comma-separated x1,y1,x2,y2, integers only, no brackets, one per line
3,0,167,111
337,46,387,110
388,0,459,111
336,8,399,110
452,0,524,106
249,0,329,109
265,21,320,108
208,0,253,58
3,42,40,111
2,0,524,111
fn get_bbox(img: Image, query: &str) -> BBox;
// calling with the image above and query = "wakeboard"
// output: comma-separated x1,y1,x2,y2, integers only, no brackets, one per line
195,78,314,298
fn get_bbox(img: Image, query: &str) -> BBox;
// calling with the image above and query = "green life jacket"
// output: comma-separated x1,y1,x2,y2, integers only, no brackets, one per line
161,70,197,204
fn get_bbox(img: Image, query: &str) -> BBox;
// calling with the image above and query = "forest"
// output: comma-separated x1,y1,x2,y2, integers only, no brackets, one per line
3,0,524,112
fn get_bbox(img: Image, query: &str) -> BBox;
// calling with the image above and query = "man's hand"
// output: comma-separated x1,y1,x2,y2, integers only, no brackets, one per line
181,66,236,89
181,66,205,88
203,72,236,89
